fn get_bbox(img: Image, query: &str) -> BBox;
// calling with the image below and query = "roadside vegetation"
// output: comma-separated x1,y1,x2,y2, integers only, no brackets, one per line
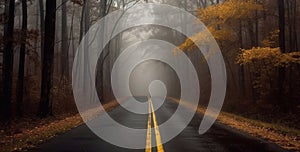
170,98,300,151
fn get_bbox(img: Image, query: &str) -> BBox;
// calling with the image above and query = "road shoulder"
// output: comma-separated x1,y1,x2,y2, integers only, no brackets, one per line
168,97,300,151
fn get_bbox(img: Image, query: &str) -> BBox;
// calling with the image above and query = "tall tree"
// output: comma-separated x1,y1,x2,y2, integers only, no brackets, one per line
39,0,57,118
79,0,89,42
278,0,285,52
16,0,28,117
278,0,286,100
98,0,107,102
61,0,69,79
39,0,45,61
1,0,15,121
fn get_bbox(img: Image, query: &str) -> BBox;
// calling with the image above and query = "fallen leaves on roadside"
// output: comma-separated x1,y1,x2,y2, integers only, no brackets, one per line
0,101,120,152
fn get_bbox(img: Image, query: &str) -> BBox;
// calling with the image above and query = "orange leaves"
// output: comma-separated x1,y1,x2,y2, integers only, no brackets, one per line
237,47,281,65
177,38,195,52
237,47,300,67
196,0,263,26
0,100,120,152
178,0,263,52
237,47,300,96
261,30,280,47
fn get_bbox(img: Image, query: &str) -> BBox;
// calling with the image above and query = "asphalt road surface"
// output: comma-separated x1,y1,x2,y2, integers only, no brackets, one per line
32,97,288,152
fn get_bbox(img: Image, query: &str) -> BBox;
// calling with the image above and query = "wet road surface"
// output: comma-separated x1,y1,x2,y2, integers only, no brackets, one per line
32,97,288,152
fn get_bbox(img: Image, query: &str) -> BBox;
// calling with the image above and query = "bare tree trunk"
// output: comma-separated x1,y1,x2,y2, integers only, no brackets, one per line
84,0,90,35
278,0,286,107
239,20,245,98
79,1,85,42
70,5,75,61
287,0,293,51
16,0,27,117
39,0,56,118
98,0,107,102
61,0,69,79
278,0,286,52
82,0,91,93
255,0,259,46
1,0,15,122
247,20,255,47
292,0,298,51
39,0,45,61
79,0,89,42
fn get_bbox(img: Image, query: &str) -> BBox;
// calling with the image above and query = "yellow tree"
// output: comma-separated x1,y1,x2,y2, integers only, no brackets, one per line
178,0,262,52
178,0,262,98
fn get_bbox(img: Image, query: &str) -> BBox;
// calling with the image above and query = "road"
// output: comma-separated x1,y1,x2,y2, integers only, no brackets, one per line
32,97,288,152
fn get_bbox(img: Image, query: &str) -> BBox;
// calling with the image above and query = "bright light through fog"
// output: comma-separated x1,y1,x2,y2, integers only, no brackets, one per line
129,60,180,98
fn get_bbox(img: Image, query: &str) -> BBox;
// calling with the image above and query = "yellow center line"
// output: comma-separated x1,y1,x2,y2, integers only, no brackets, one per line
145,98,152,152
150,98,165,152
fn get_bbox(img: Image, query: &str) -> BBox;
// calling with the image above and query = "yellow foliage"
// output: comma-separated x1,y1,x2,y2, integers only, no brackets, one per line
197,0,263,26
237,47,300,67
178,0,262,52
261,30,280,47
237,47,300,96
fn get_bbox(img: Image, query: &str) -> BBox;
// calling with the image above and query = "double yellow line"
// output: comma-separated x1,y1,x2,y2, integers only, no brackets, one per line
145,97,165,152
146,98,153,152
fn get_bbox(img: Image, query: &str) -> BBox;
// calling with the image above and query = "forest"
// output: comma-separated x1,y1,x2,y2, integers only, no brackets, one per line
0,0,300,151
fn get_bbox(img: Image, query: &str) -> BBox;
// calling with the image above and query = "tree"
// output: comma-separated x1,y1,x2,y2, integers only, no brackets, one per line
278,0,286,101
97,0,107,102
79,0,89,42
61,0,69,79
278,0,285,53
1,0,15,121
39,0,45,61
16,0,28,117
39,0,57,118
177,0,262,99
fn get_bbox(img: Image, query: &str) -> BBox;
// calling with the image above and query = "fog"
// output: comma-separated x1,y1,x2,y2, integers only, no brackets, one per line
129,60,180,97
